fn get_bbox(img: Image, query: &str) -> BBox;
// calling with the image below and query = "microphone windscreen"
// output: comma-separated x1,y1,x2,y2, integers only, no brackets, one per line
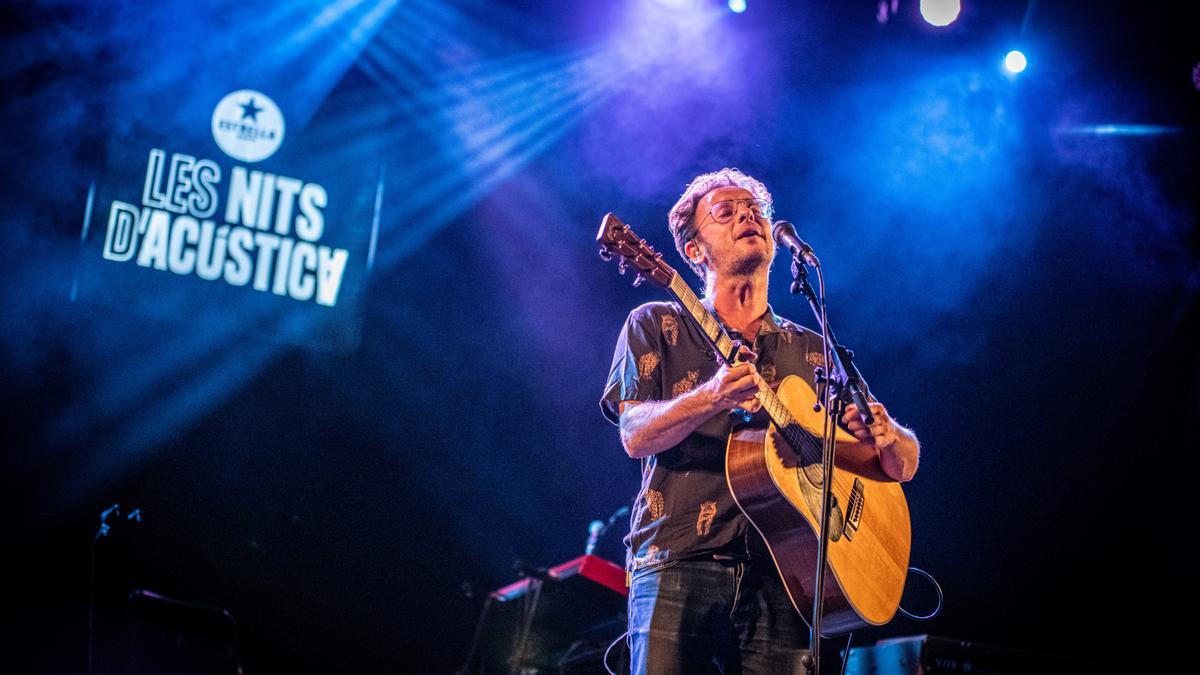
771,220,795,246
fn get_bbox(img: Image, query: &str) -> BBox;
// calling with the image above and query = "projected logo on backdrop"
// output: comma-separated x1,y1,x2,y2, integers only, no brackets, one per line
211,89,285,163
99,91,349,307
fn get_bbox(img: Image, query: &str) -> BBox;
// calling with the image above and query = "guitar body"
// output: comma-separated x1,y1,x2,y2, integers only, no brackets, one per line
726,375,911,635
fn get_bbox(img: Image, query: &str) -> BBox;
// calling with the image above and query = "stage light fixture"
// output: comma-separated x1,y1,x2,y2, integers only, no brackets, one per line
1004,50,1027,74
920,0,960,27
728,0,747,13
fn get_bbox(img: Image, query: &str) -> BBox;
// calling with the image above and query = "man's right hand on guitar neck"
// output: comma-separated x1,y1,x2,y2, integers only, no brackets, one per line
701,345,765,414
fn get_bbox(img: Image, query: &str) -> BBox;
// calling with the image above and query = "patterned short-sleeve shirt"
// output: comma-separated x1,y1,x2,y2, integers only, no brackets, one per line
600,300,825,572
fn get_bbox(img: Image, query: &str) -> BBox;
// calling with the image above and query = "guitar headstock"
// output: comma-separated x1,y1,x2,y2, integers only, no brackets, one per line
596,213,676,289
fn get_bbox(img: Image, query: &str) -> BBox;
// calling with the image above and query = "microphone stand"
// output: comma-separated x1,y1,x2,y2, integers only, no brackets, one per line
787,258,874,424
786,256,873,675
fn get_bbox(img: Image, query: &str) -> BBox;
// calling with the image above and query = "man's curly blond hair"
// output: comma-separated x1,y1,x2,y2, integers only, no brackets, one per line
667,168,775,280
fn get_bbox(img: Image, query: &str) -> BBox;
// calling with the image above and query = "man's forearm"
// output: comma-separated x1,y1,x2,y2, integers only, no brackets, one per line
879,426,920,482
619,388,721,459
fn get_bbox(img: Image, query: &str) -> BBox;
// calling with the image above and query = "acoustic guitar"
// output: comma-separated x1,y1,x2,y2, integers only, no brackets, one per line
597,213,910,635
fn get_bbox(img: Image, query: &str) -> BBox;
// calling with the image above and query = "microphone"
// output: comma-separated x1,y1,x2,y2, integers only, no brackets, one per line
585,520,605,555
771,220,820,268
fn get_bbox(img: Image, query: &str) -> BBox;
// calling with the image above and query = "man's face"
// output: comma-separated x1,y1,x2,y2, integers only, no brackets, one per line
687,186,775,279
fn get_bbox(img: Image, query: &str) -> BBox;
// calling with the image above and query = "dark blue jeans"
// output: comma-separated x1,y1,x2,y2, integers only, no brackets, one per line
627,557,809,674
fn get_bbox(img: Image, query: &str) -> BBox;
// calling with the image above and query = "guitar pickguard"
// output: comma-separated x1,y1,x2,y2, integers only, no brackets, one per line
791,448,846,543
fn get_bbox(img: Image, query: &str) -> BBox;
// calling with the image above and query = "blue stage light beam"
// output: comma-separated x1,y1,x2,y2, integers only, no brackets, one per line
102,0,400,134
728,0,747,14
352,0,727,267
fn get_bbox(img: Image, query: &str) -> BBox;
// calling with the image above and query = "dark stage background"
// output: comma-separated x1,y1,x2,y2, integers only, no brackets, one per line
2,1,1197,673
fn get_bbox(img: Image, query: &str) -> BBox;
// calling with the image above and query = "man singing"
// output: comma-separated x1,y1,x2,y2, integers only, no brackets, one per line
601,168,919,673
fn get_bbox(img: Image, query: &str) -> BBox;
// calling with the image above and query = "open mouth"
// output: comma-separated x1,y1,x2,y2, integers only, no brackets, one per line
737,229,764,240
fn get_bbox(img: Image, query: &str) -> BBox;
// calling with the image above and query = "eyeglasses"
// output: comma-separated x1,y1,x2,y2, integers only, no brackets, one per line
704,198,772,225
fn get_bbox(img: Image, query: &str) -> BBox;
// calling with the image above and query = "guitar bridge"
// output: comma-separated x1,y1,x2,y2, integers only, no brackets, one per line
844,478,865,541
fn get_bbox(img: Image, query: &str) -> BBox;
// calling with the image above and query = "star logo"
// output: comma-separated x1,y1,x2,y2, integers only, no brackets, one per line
213,89,285,163
239,97,264,123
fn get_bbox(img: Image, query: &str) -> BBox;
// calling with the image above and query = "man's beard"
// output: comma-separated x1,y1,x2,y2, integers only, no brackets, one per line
721,245,773,277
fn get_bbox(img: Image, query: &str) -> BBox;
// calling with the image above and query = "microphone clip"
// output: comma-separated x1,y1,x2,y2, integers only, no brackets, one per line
789,257,808,296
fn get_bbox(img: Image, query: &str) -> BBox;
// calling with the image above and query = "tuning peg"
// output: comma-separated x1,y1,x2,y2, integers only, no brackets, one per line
598,247,612,262
633,273,645,287
617,259,627,275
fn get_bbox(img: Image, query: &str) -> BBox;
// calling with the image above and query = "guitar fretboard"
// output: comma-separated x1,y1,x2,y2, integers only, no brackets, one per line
665,274,825,466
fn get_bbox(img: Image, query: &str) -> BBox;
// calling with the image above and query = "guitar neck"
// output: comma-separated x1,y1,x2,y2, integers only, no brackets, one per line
666,274,738,362
664,275,819,459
